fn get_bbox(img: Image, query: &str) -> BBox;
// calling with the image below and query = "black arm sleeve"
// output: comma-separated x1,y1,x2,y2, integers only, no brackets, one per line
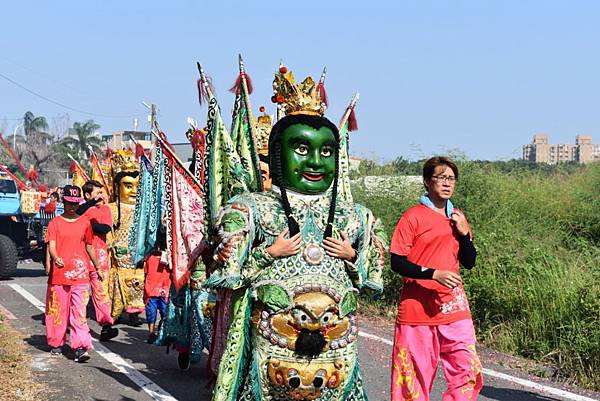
458,233,476,269
91,222,112,235
76,199,99,216
390,253,435,280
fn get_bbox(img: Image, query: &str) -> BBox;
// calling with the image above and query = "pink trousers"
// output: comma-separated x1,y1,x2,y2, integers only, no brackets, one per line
45,284,93,350
391,319,483,401
89,270,114,326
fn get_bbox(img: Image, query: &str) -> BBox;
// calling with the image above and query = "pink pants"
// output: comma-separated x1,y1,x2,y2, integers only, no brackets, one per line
89,270,114,326
45,284,93,350
391,319,483,401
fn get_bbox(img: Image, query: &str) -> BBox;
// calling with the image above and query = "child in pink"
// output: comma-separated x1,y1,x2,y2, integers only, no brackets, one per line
390,157,483,401
45,185,99,363
78,180,118,342
143,250,171,344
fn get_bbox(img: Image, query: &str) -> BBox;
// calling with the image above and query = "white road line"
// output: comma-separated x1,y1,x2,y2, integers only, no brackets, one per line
358,329,599,401
8,283,177,401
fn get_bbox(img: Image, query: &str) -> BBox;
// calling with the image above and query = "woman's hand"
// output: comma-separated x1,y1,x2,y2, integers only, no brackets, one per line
450,210,469,236
432,270,462,289
267,228,302,258
323,231,356,261
54,257,65,268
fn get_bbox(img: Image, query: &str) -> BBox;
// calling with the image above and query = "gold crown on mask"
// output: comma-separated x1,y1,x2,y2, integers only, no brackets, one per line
112,148,138,175
271,65,326,116
254,106,272,156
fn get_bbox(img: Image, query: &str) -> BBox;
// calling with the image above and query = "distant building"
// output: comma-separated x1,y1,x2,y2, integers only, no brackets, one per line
103,130,152,150
523,134,600,164
171,142,193,168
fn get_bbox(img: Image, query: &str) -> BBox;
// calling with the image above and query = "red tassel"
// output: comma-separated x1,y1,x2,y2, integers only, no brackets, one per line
69,160,78,173
191,129,206,152
347,107,358,132
229,73,253,95
317,82,328,107
27,169,39,181
135,144,145,159
39,184,48,192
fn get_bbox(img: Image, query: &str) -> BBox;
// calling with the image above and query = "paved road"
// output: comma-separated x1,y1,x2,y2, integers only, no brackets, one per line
1,262,598,401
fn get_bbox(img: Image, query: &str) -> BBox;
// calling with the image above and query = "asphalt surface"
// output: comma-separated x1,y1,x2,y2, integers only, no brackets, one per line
1,262,598,401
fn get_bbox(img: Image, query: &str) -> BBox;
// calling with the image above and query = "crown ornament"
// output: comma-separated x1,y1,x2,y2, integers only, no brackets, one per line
112,148,138,175
271,65,326,116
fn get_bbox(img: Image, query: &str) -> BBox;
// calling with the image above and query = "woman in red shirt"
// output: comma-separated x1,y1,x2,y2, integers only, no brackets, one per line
390,157,483,401
45,185,100,363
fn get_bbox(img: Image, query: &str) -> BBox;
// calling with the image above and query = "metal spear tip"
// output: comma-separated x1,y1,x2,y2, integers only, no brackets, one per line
238,54,245,72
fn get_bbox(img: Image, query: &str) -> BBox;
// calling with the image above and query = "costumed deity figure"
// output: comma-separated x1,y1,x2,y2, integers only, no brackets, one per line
107,148,145,322
254,107,273,191
207,66,387,401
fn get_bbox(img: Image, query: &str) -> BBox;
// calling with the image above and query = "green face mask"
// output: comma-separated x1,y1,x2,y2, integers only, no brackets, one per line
279,123,337,194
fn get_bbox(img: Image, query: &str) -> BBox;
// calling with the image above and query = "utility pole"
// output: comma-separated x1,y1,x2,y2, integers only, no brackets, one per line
150,103,157,130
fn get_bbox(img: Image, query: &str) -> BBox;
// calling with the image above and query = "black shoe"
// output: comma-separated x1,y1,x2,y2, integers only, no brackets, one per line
99,326,119,342
177,352,190,370
147,332,158,344
50,347,62,356
128,313,141,327
74,347,90,363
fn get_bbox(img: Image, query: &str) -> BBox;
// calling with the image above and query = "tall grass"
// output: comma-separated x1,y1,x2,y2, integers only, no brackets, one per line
354,162,600,390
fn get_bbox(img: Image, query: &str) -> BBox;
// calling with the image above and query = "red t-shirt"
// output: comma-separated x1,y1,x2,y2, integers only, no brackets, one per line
390,204,472,325
144,252,171,301
83,204,113,271
45,215,94,285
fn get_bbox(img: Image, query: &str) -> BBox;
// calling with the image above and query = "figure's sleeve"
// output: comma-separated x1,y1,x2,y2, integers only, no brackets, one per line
205,196,273,290
345,205,388,298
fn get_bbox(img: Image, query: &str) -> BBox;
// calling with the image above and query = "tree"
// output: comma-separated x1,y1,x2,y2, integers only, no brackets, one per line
59,120,102,161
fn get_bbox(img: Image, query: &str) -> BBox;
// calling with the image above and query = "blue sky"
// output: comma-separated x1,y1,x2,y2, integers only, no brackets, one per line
2,1,600,161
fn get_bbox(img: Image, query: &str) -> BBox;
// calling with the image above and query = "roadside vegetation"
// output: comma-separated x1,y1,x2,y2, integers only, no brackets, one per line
0,314,44,400
354,158,600,390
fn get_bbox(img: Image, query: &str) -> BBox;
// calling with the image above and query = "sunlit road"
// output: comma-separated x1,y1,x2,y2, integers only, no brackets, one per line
1,262,598,401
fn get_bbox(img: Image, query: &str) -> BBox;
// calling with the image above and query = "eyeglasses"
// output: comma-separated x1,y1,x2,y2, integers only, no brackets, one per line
431,175,456,183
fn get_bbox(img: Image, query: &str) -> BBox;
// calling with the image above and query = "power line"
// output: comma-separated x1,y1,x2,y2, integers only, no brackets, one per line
0,71,145,119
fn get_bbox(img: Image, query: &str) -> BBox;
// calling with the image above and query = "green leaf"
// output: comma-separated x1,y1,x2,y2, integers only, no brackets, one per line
256,284,290,312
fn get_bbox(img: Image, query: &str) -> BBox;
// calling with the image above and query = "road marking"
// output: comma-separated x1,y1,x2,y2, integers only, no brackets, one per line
0,302,17,319
8,283,177,401
358,329,598,401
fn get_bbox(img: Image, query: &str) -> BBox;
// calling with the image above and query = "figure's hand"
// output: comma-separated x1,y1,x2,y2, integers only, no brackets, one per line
267,228,301,258
323,231,356,261
450,210,469,236
433,270,462,289
55,257,65,268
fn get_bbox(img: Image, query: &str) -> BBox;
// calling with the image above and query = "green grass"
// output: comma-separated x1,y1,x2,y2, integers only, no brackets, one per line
353,162,600,390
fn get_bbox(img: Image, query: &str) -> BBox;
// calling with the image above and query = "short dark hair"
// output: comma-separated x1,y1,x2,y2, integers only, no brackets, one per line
422,156,459,190
82,180,104,195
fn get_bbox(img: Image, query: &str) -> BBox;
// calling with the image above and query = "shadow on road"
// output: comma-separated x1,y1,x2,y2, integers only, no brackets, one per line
13,266,47,278
481,385,563,401
94,366,144,396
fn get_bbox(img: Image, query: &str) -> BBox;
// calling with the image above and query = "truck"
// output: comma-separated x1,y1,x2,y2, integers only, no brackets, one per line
0,173,54,278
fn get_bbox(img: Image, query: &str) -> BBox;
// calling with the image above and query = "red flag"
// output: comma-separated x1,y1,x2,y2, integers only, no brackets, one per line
163,144,206,292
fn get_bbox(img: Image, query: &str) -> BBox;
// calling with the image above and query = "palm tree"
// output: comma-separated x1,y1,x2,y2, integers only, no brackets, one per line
60,120,102,160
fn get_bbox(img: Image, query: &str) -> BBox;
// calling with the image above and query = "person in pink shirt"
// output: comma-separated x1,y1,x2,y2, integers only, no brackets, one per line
390,156,483,401
77,180,119,342
45,185,100,363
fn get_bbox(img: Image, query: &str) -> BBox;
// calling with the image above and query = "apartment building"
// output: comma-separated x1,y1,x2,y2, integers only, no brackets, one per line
523,134,600,164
